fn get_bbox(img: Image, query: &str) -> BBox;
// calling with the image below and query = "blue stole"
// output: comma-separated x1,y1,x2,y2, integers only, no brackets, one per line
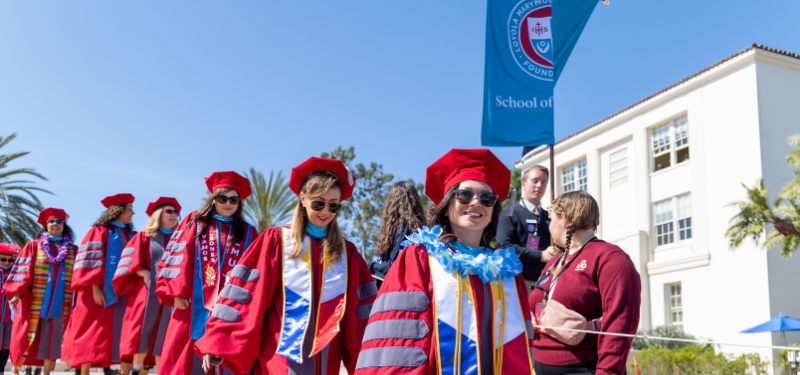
40,245,67,320
190,219,252,340
104,225,125,307
306,222,327,239
0,267,9,320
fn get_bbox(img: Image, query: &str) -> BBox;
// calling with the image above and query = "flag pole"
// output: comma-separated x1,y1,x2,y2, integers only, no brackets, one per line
549,144,555,246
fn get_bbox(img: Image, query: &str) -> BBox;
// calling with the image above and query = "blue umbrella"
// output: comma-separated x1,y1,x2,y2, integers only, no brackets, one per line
741,314,800,345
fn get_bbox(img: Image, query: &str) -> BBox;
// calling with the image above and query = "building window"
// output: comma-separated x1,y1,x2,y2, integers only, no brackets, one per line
677,194,692,240
654,193,692,247
654,200,674,246
562,160,587,193
668,283,683,330
609,148,628,188
652,116,690,172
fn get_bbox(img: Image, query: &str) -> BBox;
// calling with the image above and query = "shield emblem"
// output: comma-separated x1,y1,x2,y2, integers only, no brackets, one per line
520,5,554,68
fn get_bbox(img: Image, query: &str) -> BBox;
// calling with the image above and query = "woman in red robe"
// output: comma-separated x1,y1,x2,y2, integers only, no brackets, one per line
0,243,19,373
154,171,258,375
196,157,376,375
3,208,76,375
112,197,182,375
355,149,534,375
67,194,136,375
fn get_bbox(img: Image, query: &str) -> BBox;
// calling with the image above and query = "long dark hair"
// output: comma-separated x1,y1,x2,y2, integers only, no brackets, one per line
188,187,248,245
427,183,502,248
39,224,75,240
376,181,426,254
93,205,134,232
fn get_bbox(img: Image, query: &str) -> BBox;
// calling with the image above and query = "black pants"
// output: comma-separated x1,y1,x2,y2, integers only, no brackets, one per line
534,359,627,375
0,349,8,371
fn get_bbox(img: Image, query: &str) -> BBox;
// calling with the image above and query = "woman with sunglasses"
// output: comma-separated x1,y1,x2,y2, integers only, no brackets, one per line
355,149,534,375
0,243,20,375
196,157,376,375
112,197,182,375
154,172,257,375
2,209,77,375
67,194,136,375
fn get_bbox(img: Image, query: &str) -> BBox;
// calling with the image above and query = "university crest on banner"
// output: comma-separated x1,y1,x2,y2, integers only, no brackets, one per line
509,3,553,80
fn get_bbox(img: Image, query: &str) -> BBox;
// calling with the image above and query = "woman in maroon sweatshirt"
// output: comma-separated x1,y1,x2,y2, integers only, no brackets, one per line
529,190,641,375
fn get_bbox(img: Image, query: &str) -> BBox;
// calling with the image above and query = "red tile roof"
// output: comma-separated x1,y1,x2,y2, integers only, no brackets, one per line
519,43,800,162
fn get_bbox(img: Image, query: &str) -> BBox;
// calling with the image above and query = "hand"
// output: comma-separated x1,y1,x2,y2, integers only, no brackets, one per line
9,296,19,307
136,269,151,289
202,353,223,373
174,297,190,310
541,246,558,262
92,285,106,306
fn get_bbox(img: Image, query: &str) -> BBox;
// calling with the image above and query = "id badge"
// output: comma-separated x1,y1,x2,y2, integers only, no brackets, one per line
527,235,540,250
534,302,546,332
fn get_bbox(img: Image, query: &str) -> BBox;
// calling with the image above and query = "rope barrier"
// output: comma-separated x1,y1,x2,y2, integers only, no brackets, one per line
532,324,800,351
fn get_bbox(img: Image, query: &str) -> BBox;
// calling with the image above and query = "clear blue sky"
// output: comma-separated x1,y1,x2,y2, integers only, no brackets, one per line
2,0,799,239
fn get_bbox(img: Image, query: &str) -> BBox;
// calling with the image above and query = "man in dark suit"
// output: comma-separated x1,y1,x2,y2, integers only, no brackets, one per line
497,165,557,289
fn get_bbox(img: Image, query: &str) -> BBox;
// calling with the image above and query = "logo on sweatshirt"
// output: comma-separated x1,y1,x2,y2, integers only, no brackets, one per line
575,260,587,271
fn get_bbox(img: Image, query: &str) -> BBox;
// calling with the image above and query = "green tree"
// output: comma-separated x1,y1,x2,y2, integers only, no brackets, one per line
321,146,394,260
632,325,709,351
0,133,52,245
726,135,800,258
502,165,523,209
242,168,297,233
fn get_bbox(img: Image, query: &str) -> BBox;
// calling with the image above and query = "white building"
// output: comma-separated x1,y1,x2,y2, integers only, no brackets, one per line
516,43,800,361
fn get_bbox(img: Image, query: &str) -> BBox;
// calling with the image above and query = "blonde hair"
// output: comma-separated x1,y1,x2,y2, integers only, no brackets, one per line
551,190,600,266
143,206,180,237
289,172,345,263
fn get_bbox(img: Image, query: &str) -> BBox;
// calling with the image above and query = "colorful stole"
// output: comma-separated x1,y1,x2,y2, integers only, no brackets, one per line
429,254,532,375
276,226,348,364
0,267,8,324
17,243,74,367
190,219,252,340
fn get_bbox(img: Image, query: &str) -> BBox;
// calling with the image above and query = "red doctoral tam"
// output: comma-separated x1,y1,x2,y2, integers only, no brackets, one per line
101,193,135,208
425,148,511,205
289,157,356,201
0,243,21,256
146,197,182,217
205,171,253,200
37,208,69,227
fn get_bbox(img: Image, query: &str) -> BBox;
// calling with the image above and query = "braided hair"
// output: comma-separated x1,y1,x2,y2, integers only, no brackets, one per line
551,190,600,269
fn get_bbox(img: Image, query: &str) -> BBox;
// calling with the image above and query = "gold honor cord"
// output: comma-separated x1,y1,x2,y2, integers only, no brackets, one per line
491,280,507,375
454,272,464,375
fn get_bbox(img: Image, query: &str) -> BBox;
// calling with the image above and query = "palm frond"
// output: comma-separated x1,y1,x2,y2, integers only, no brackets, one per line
0,133,49,244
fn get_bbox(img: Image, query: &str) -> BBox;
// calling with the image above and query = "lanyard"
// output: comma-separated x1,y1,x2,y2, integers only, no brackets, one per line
534,237,596,304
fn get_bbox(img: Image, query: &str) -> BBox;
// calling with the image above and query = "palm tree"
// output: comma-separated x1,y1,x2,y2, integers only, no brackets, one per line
242,168,297,233
0,133,52,245
726,135,800,258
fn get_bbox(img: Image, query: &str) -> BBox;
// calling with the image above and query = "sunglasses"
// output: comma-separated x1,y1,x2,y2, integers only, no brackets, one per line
163,209,180,216
0,257,14,263
214,195,241,205
47,219,64,225
308,200,342,213
455,190,498,208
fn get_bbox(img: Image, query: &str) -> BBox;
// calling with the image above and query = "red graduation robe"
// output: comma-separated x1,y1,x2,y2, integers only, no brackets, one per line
194,226,376,375
0,264,14,352
65,225,134,368
154,212,257,375
354,244,534,375
2,240,75,367
112,231,172,363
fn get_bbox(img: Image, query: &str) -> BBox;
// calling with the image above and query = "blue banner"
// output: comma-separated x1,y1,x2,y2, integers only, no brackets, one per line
481,0,598,147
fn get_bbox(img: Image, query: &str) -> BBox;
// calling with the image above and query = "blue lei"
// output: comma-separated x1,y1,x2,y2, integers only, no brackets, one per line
400,225,523,284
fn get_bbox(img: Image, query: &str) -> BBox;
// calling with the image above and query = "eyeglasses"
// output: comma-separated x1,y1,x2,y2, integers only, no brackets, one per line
47,219,64,225
163,209,179,216
455,190,498,208
0,257,14,263
214,195,241,205
308,200,342,213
